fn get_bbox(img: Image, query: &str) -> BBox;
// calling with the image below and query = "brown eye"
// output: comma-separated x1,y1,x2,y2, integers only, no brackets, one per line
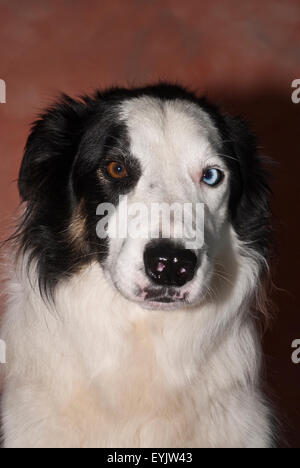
106,162,128,179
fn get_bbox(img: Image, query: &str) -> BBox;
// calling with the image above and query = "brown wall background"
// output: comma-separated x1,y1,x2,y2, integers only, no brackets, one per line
0,0,299,447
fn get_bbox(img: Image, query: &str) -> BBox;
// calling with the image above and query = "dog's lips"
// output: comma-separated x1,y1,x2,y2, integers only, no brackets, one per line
139,298,188,311
140,293,190,310
140,286,189,302
151,297,179,304
150,296,183,304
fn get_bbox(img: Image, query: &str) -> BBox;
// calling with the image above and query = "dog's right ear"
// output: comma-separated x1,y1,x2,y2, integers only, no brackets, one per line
18,95,94,202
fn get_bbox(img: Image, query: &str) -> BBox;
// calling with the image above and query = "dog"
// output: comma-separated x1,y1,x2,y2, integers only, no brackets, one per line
0,83,273,448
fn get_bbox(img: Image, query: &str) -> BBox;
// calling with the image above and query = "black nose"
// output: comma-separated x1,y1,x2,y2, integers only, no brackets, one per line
144,243,197,287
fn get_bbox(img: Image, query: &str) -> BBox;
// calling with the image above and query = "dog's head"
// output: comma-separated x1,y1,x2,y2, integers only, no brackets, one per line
18,84,270,309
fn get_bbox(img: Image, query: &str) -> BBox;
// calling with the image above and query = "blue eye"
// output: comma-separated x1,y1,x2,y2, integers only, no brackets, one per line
201,168,223,187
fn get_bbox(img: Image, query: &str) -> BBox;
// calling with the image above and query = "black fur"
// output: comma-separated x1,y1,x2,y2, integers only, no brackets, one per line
17,83,271,298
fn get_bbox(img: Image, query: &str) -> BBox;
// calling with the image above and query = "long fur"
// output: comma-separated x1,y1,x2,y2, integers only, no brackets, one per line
1,83,273,448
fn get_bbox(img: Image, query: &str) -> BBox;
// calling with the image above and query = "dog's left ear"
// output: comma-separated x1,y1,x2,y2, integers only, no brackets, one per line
18,95,93,202
223,115,271,259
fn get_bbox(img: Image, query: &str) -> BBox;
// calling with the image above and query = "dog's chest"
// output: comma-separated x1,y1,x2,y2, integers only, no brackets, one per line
63,319,200,447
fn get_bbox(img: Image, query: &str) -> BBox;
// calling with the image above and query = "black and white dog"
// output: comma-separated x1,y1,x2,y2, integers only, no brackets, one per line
1,83,273,448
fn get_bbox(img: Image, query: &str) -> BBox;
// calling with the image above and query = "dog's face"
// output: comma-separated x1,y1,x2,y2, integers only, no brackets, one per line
96,97,231,309
18,84,270,308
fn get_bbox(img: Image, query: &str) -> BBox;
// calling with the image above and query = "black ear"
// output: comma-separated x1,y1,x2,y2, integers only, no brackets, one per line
18,95,93,202
223,116,271,259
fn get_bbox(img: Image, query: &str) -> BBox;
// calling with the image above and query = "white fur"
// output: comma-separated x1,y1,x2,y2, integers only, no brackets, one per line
0,97,272,448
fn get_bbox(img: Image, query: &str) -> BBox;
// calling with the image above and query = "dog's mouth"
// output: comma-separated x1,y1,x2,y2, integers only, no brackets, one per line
139,287,189,307
150,296,178,303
